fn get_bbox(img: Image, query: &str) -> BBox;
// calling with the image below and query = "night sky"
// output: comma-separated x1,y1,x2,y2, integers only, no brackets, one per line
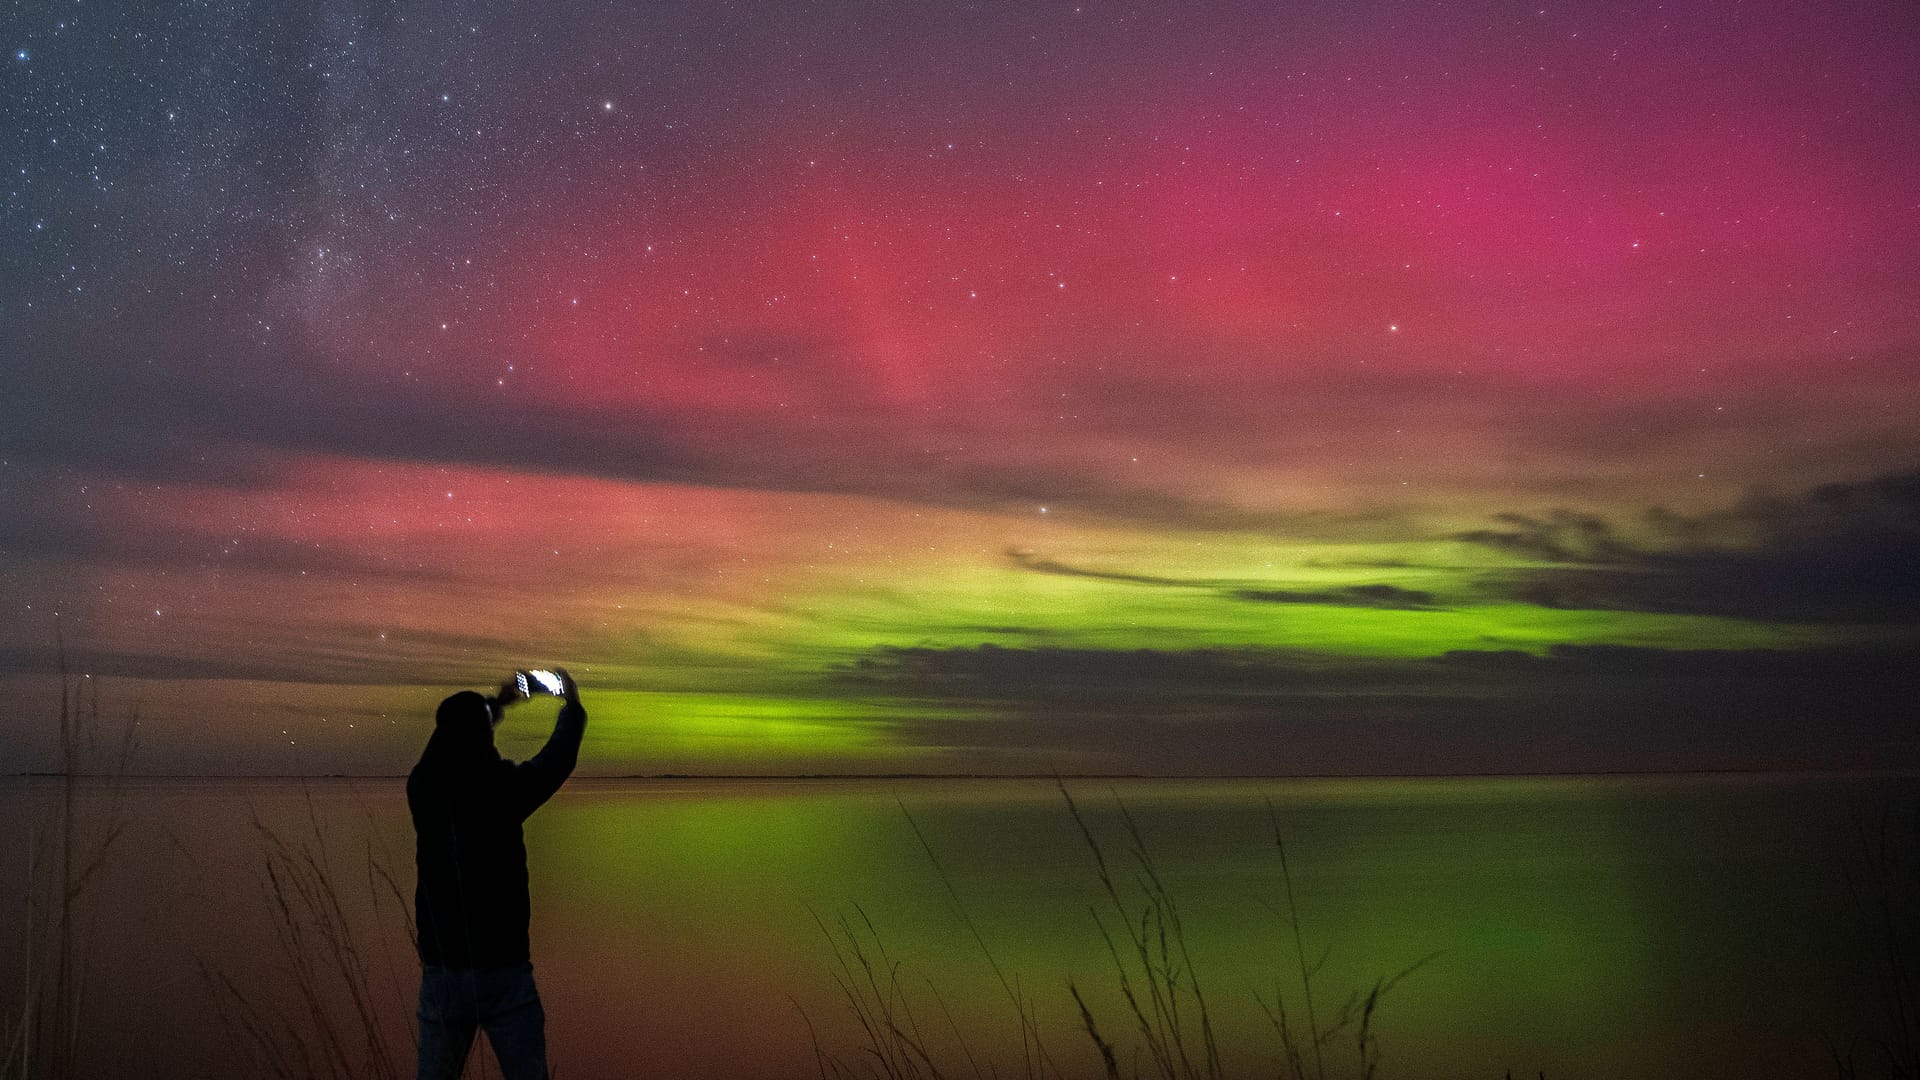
4,0,1917,775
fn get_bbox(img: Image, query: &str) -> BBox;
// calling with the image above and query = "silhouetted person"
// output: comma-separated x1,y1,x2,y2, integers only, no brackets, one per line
408,670,585,1080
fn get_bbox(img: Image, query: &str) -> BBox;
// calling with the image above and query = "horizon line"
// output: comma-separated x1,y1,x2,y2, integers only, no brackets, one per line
12,766,1919,782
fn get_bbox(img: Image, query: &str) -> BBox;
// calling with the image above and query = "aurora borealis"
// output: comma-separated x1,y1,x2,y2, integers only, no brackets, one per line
3,0,1917,774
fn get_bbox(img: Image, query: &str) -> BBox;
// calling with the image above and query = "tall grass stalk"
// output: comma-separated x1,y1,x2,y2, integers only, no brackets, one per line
201,789,416,1080
1826,801,1919,1080
900,800,1062,1080
1257,798,1439,1080
805,800,1064,1080
1260,799,1440,1080
816,783,1436,1080
808,904,957,1080
1060,782,1222,1080
5,641,135,1080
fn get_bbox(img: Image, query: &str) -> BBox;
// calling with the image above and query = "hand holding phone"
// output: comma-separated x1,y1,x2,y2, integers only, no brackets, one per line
515,669,566,699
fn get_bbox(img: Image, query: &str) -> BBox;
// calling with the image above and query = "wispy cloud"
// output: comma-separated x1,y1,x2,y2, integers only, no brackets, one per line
1462,470,1920,623
1231,584,1440,610
1005,549,1444,608
1004,549,1195,586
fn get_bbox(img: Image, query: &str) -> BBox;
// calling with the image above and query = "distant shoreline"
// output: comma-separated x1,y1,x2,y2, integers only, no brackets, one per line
12,767,1920,782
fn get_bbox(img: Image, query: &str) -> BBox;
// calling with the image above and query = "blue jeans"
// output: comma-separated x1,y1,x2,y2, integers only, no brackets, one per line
417,963,549,1080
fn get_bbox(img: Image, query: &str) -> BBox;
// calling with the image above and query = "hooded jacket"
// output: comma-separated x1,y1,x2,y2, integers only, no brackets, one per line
407,690,586,968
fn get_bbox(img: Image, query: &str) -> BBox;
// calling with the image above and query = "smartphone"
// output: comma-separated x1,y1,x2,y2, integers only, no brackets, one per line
515,669,565,698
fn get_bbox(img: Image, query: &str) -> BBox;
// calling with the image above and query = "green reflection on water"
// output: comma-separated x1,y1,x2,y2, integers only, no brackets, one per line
523,775,1896,1078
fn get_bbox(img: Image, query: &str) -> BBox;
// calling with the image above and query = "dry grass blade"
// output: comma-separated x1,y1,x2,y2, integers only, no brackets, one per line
8,636,137,1080
899,799,1059,1079
1061,783,1223,1080
812,783,1449,1080
807,904,951,1080
1068,981,1122,1080
1267,798,1325,1080
1830,802,1920,1080
200,792,413,1080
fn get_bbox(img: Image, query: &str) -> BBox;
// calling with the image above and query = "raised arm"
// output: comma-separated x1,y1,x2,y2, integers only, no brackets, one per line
510,669,587,819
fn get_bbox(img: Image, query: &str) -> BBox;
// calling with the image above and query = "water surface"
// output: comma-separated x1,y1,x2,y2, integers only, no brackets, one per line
2,773,1912,1078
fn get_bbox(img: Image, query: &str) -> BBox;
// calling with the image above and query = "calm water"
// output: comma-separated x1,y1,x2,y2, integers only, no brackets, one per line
2,773,1914,1078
